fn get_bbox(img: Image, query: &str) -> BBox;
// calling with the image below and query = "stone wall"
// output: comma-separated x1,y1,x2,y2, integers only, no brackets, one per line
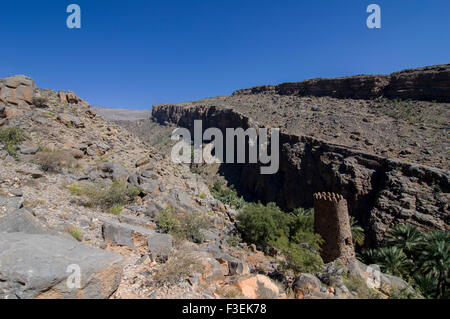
152,103,449,246
233,64,450,102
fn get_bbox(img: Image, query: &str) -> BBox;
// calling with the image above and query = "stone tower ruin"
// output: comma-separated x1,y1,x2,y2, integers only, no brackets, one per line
313,192,355,263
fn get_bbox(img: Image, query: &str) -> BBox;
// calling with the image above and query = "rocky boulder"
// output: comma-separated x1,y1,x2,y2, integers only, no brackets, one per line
0,232,123,299
58,90,90,108
0,210,123,299
234,274,286,299
0,209,50,235
0,75,36,106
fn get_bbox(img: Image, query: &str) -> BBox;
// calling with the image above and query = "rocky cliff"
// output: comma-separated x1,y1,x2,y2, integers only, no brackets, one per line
152,102,449,246
233,64,450,102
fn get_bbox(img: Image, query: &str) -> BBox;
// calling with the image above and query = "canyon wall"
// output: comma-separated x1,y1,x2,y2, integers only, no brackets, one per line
233,64,450,102
152,104,449,246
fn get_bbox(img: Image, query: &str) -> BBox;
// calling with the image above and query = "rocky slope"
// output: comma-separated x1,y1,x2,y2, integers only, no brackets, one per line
1,75,415,299
150,64,449,246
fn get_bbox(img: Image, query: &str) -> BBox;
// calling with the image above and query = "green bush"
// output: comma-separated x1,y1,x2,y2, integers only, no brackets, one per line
273,236,323,274
179,211,209,244
0,127,25,158
65,226,83,242
155,208,179,234
210,181,245,209
237,202,323,274
237,202,289,248
68,180,140,210
109,205,123,215
156,208,210,244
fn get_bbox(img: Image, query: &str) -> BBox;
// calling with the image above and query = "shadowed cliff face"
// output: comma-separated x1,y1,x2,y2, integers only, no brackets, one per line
152,103,449,247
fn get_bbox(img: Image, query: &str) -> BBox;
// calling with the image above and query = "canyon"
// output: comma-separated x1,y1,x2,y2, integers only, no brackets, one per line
149,64,450,246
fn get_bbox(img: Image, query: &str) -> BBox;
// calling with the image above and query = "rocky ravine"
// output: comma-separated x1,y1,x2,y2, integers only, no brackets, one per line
1,75,417,299
151,64,450,246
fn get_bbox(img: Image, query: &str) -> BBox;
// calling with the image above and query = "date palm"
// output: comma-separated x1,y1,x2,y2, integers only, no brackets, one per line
350,216,365,247
377,246,412,277
420,231,449,298
386,224,423,258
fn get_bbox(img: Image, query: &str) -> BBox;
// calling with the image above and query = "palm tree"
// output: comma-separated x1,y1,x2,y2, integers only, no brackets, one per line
419,231,449,298
413,273,437,299
350,217,365,247
386,224,423,258
377,246,412,277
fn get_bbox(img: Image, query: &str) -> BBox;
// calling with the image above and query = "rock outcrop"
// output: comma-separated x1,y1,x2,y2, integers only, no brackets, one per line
0,75,36,106
233,64,450,102
58,90,90,108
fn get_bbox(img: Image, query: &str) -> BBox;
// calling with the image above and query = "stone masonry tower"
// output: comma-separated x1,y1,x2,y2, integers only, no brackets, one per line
313,192,355,263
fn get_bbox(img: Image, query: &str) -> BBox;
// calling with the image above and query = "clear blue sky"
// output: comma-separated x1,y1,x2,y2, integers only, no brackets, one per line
1,0,449,109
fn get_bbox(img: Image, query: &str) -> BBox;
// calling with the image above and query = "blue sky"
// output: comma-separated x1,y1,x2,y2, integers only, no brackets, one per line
1,0,449,109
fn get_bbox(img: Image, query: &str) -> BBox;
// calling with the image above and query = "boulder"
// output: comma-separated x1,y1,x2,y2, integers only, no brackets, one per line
147,232,173,262
0,232,123,299
58,90,90,107
0,209,49,235
0,75,36,106
234,274,286,299
0,195,24,215
102,219,153,249
292,273,322,299
102,219,172,261
19,144,39,155
98,162,129,183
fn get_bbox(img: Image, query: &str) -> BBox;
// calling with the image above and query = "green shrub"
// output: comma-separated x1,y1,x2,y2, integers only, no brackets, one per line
68,180,140,210
156,208,210,244
0,127,25,158
155,208,179,234
237,202,289,248
110,205,123,215
65,226,83,242
273,235,323,274
237,202,323,274
210,181,245,209
179,211,209,244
